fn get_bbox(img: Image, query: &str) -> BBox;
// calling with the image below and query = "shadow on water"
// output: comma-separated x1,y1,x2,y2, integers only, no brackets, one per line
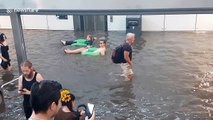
1,30,213,119
108,81,144,120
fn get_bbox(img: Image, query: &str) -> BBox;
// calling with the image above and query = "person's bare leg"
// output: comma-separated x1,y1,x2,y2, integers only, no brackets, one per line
64,47,87,54
127,68,133,80
127,74,133,80
7,65,12,71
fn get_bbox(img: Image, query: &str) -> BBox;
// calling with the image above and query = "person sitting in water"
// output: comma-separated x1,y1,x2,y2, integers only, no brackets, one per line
61,34,95,47
54,89,96,120
64,39,106,56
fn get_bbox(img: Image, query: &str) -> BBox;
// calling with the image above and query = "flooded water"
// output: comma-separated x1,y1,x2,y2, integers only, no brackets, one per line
0,30,213,119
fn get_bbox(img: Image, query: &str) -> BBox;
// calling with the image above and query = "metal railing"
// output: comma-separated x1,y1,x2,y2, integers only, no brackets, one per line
1,78,19,89
0,77,19,109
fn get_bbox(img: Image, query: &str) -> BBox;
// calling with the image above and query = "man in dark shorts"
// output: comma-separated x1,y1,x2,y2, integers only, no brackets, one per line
120,33,135,80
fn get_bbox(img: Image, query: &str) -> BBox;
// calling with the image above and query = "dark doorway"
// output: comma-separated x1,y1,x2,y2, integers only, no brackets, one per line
73,15,108,32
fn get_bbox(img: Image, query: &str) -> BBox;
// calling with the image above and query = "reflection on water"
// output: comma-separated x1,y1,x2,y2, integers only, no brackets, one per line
0,30,213,119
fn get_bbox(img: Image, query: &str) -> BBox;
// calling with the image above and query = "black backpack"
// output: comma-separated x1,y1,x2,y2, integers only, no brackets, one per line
111,45,124,64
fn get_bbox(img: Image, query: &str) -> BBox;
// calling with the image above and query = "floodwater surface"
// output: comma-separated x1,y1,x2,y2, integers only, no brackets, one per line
0,30,213,119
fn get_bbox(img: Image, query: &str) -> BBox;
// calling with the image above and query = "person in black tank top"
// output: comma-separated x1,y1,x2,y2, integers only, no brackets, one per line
22,72,37,119
0,33,11,70
18,60,44,119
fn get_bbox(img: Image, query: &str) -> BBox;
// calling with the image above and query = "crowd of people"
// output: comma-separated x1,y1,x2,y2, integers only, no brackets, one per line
1,32,135,120
62,33,135,80
18,61,95,120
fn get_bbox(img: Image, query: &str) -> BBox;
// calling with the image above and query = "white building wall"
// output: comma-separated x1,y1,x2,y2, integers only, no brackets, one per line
165,14,196,31
107,15,126,31
1,14,213,31
0,15,74,30
196,14,213,31
22,15,48,29
47,15,74,30
0,16,11,29
142,15,164,31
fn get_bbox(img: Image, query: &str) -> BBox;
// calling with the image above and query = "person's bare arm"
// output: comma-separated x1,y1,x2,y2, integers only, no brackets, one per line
0,55,7,62
18,76,23,94
2,41,8,46
36,73,44,82
124,51,132,68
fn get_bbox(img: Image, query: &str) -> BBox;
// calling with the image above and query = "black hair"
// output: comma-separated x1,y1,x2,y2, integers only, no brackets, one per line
30,80,62,114
99,39,106,44
0,33,6,43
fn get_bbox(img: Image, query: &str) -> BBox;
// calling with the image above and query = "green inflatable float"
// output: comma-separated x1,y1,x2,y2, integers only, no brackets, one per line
81,47,100,56
70,39,88,47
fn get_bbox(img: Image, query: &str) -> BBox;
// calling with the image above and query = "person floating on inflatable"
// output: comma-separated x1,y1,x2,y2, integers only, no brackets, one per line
61,35,95,47
64,39,106,56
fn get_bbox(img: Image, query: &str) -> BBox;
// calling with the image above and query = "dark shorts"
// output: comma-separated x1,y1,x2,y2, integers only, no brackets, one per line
1,60,10,70
23,101,32,119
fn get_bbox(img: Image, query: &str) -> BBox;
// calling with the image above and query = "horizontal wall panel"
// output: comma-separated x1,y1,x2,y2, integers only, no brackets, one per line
142,15,164,31
47,15,74,30
107,15,126,31
0,16,11,29
22,15,48,29
196,14,213,31
165,14,196,31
